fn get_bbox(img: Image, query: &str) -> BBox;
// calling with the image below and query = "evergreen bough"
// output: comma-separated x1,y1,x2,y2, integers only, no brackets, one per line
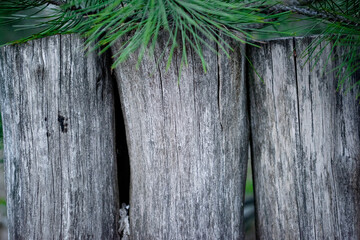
1,0,359,97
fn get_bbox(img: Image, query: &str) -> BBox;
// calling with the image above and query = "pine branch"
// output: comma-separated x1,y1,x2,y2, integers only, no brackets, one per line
46,0,65,6
267,4,359,27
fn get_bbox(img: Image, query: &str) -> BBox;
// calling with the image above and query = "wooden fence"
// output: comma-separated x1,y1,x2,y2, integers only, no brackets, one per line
0,35,359,239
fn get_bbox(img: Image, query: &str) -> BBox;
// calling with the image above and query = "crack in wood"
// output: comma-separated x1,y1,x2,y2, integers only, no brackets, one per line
216,42,223,131
57,114,68,133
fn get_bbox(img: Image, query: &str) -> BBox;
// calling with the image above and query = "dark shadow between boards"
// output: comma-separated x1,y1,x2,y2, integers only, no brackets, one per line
113,77,131,206
244,156,256,240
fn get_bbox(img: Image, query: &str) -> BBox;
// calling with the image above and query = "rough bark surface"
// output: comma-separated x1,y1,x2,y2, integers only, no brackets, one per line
248,37,360,239
113,35,249,239
0,35,120,239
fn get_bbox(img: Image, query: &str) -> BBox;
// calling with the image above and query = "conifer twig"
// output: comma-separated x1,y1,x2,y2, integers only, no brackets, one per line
46,0,65,6
267,4,358,26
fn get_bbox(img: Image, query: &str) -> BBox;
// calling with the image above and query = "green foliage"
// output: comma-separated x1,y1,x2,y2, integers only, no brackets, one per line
245,177,253,195
82,0,281,70
0,0,359,96
301,0,360,97
1,0,290,71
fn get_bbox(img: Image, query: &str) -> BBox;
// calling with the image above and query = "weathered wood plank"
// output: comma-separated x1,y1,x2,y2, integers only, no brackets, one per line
294,38,360,239
0,35,120,239
248,37,360,239
113,35,249,239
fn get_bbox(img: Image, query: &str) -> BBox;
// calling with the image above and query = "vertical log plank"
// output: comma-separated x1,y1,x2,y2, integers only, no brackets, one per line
0,35,119,239
248,37,360,239
113,35,249,239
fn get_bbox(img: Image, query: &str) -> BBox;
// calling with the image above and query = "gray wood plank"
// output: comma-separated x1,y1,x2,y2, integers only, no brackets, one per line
0,35,120,239
113,34,249,239
248,37,360,240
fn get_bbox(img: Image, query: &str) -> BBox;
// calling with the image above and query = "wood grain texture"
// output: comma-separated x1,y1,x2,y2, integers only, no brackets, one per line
0,35,120,239
113,35,249,239
248,37,360,239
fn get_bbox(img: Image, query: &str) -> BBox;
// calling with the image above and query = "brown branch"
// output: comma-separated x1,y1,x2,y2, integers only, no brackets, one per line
45,0,84,12
45,0,65,6
267,4,358,27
